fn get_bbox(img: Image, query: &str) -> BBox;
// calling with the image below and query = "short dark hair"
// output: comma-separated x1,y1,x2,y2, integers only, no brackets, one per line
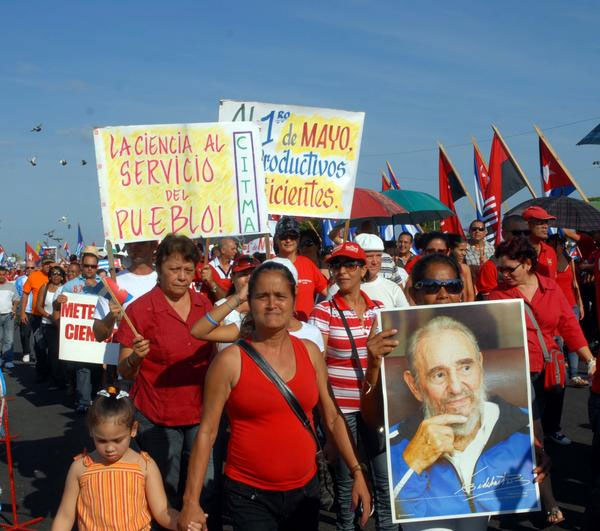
155,234,200,272
495,237,538,270
0,266,7,272
398,231,413,242
415,231,449,251
411,254,461,284
469,219,486,231
87,386,136,429
447,233,467,249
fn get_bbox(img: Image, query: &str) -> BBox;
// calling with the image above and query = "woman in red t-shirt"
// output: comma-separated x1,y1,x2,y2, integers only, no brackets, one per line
179,261,370,531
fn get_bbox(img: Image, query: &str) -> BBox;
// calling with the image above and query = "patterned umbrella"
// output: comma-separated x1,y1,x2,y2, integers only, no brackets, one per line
505,197,600,232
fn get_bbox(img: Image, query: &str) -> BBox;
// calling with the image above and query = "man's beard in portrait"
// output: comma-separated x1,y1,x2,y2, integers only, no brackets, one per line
422,381,487,437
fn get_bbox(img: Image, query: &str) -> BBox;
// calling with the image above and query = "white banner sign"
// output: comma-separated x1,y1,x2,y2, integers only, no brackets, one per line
59,293,119,365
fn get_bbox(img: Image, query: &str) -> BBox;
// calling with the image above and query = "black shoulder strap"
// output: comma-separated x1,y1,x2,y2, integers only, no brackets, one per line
330,298,365,381
236,338,320,448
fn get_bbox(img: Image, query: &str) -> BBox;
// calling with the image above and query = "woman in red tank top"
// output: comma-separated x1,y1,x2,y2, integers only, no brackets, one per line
179,261,371,531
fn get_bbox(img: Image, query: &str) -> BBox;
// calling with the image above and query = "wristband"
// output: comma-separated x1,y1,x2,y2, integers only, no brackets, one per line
205,313,219,327
349,462,367,477
588,358,596,366
225,296,240,311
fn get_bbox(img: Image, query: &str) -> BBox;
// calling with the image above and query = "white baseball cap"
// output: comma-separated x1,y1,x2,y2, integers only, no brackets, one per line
355,233,384,252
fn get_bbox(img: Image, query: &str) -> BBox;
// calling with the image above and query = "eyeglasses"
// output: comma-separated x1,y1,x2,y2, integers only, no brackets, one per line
424,248,447,255
470,226,486,232
330,260,363,272
510,230,530,237
413,278,463,294
82,263,98,269
50,271,64,277
279,233,299,241
498,263,523,275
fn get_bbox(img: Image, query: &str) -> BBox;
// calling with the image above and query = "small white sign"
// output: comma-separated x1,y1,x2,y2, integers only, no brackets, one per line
59,293,119,365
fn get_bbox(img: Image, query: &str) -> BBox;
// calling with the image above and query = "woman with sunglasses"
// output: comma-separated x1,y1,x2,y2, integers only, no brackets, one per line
489,237,595,525
362,254,522,530
309,242,394,531
35,265,66,388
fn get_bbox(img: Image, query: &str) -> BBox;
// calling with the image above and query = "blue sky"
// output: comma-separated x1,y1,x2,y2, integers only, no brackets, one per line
1,0,599,256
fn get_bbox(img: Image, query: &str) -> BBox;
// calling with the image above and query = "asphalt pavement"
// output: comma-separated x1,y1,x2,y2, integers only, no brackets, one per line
0,342,592,530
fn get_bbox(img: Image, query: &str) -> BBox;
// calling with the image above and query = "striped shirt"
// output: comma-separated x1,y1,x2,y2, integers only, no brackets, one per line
309,291,382,413
76,451,152,531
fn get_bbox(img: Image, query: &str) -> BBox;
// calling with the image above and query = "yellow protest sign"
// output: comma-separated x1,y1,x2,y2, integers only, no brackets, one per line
219,101,365,219
93,122,268,244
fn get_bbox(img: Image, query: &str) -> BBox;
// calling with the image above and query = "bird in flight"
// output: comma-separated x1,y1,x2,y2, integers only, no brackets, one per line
59,159,67,166
31,124,42,132
28,156,37,166
81,159,87,166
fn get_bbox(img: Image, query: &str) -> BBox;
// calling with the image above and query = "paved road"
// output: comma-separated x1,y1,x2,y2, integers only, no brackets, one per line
0,353,591,530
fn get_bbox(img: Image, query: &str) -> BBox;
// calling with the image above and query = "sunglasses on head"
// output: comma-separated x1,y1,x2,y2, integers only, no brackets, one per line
330,260,363,272
413,278,463,294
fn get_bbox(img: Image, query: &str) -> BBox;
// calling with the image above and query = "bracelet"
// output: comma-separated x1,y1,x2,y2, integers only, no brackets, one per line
361,379,374,396
224,295,240,311
205,313,219,327
588,358,596,366
349,463,367,477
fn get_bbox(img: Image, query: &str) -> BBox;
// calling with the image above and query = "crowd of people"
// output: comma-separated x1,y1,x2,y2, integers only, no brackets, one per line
0,206,599,531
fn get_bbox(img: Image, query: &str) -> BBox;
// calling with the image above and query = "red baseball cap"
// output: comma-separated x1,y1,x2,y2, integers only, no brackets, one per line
522,206,556,221
232,255,260,274
326,242,367,263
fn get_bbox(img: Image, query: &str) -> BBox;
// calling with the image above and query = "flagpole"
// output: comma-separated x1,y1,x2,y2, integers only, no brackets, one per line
437,142,476,210
491,124,537,198
534,124,589,202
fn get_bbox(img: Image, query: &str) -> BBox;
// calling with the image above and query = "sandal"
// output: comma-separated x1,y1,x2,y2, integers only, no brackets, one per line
569,376,588,387
546,506,565,525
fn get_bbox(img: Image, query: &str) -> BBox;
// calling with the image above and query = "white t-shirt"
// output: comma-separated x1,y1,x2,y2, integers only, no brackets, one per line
0,282,18,314
93,270,158,320
215,298,244,352
291,321,325,352
328,275,409,310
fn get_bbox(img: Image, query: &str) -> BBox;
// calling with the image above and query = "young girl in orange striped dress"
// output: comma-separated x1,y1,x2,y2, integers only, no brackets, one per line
52,387,202,531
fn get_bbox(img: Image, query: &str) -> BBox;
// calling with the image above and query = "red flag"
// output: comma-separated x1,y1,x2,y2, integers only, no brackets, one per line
25,242,40,263
488,130,530,203
438,148,465,237
539,134,576,197
381,173,391,191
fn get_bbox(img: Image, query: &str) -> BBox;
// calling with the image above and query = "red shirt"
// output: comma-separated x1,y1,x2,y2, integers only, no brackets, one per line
535,240,557,279
114,286,213,426
489,274,587,373
225,335,318,490
476,258,499,294
592,250,600,393
404,254,421,274
292,255,328,322
555,263,577,307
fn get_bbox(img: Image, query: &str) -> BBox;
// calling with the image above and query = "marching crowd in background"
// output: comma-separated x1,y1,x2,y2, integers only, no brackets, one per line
0,207,600,530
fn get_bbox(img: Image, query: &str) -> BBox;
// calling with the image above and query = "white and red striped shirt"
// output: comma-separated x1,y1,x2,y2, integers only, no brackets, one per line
309,291,382,413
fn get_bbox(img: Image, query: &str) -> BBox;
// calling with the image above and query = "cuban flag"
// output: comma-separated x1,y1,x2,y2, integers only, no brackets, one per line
473,144,500,243
75,224,84,257
539,135,576,197
90,277,133,305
